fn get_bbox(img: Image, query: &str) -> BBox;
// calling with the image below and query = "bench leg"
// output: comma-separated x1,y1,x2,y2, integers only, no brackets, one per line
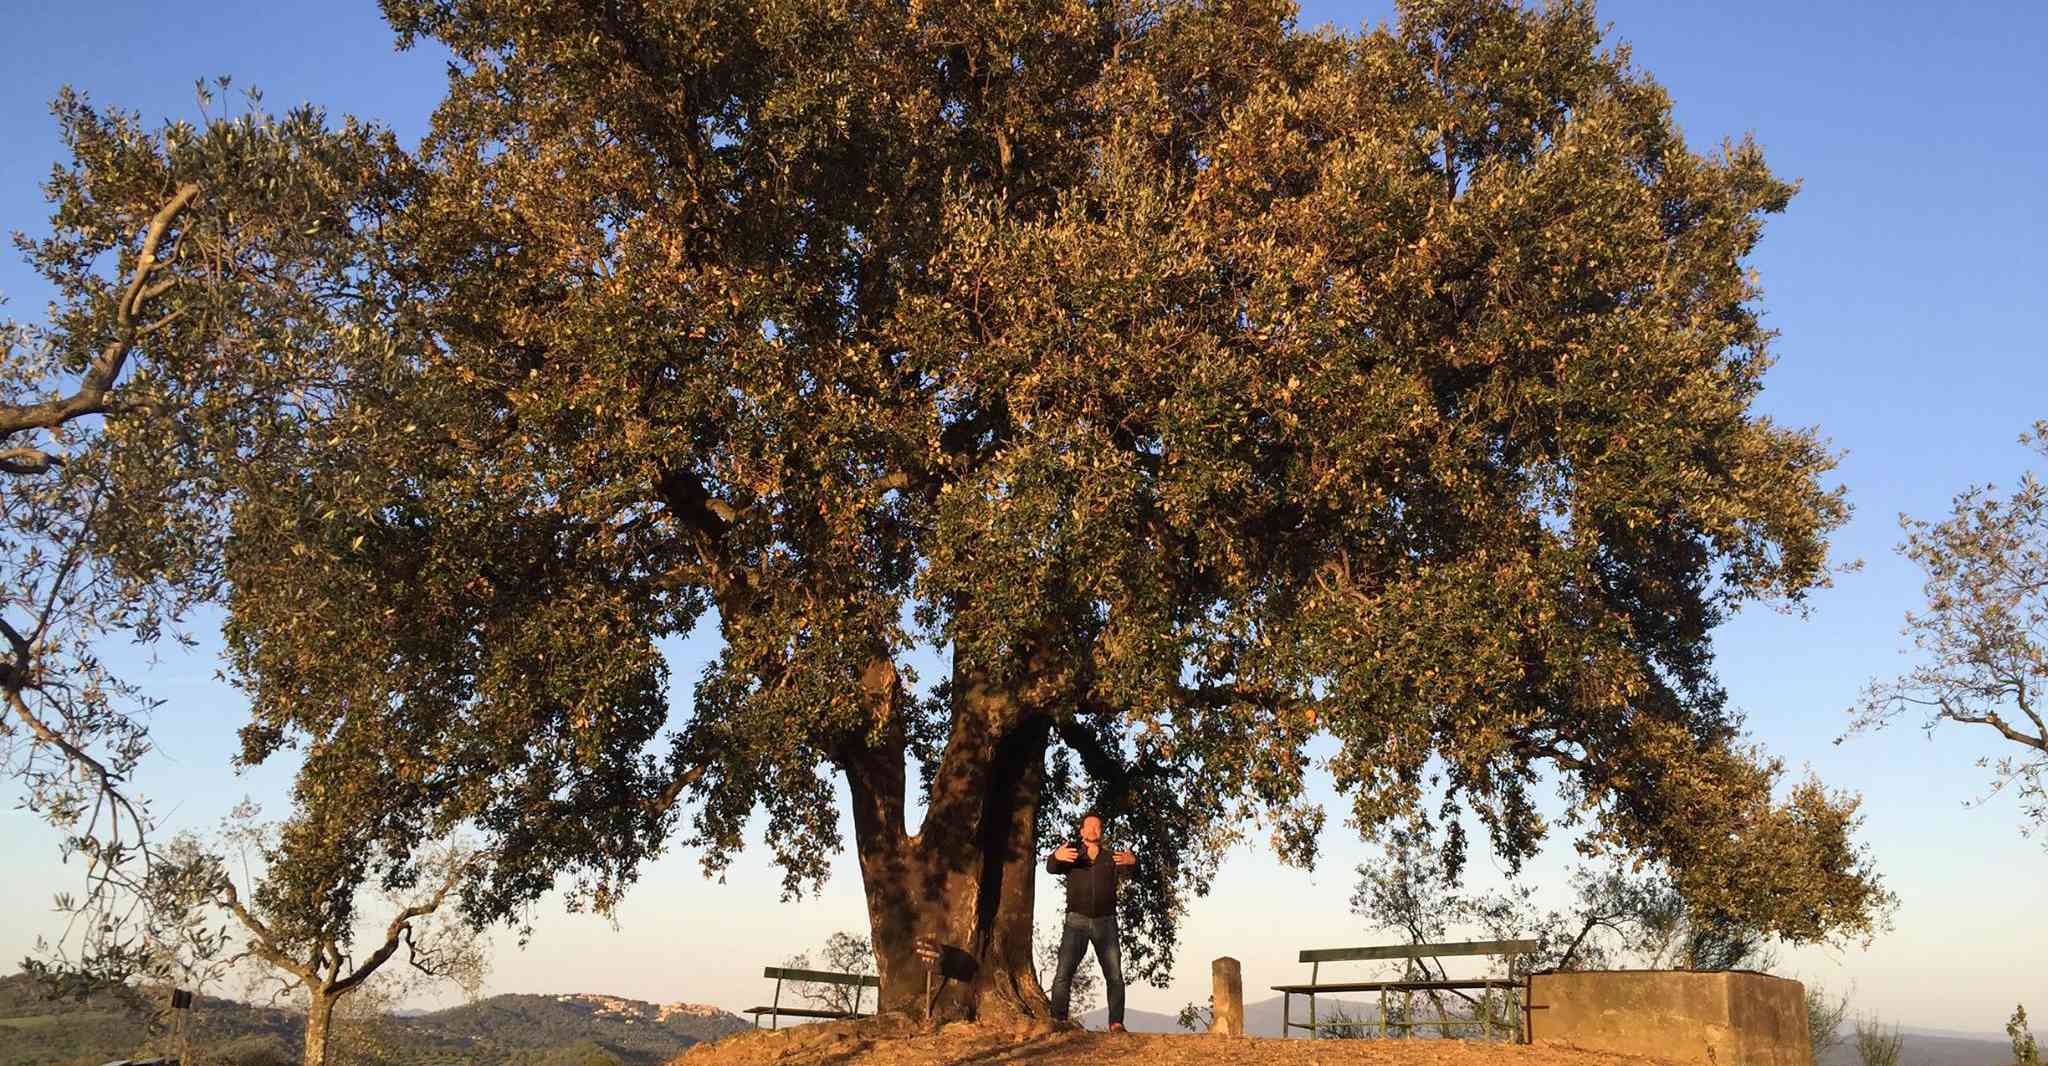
1309,962,1318,1041
772,978,783,1031
1283,992,1291,1040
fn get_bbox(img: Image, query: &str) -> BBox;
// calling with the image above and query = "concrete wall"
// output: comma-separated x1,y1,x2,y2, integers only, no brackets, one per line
1525,971,1813,1066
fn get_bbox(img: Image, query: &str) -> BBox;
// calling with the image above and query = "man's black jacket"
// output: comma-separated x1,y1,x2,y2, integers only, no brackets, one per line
1044,844,1131,918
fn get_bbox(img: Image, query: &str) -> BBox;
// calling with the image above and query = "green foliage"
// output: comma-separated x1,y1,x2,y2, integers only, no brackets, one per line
1851,420,2048,844
3,76,434,1004
1854,1014,1904,1066
211,1034,298,1066
1352,828,1785,984
19,0,1892,991
0,972,300,1066
1806,982,1854,1065
2013,1004,2039,1066
533,1042,625,1066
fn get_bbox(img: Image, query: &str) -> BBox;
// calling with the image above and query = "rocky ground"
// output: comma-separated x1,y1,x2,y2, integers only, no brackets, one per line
670,1016,1679,1066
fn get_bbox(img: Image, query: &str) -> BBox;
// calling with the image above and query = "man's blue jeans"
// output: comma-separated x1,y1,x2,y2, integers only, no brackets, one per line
1049,911,1124,1025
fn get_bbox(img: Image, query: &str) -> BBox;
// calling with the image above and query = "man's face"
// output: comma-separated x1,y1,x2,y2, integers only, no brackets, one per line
1079,816,1103,843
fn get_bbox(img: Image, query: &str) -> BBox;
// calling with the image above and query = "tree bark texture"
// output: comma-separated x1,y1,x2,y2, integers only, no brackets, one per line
842,663,1054,1023
303,988,339,1066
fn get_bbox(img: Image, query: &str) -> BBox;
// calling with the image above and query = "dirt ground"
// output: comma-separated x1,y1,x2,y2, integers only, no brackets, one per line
670,1016,1679,1066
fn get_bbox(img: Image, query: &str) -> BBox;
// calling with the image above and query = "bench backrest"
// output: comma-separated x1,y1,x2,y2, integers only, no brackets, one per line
1299,938,1540,964
762,966,880,987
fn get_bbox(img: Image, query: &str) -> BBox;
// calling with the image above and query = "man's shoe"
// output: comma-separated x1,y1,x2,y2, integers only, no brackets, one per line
1108,1023,1127,1034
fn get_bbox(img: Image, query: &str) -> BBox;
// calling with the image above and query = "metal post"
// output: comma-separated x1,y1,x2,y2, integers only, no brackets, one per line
771,976,783,1030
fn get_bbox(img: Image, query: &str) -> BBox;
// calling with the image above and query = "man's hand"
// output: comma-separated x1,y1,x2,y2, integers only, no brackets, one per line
1054,844,1079,863
1113,849,1136,866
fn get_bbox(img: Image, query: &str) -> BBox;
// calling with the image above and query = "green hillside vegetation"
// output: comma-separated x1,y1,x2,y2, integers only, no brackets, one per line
0,974,749,1066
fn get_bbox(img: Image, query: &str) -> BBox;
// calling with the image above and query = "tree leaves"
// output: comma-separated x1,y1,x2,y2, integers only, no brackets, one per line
10,0,1893,988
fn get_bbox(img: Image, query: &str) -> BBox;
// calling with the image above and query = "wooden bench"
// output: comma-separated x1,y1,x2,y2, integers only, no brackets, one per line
746,966,879,1029
1271,938,1538,1041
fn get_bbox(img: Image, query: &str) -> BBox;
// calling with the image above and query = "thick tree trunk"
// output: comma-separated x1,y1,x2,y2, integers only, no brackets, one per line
303,988,339,1066
842,661,1054,1024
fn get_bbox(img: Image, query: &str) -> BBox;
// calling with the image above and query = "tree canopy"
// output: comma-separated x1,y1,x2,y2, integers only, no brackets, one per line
2,81,414,976
12,0,1890,1020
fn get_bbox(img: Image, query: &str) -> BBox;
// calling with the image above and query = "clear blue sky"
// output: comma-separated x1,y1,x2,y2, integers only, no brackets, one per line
1,0,2043,1037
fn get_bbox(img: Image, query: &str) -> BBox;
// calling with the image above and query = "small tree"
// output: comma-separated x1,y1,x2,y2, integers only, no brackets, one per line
783,931,877,1017
1354,829,1796,979
1805,982,1853,1065
63,803,487,1066
1853,1015,1902,1066
2012,1003,2039,1066
1849,421,2048,844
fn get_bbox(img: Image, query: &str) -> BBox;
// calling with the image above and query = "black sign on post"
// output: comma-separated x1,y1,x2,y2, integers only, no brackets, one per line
170,989,193,1010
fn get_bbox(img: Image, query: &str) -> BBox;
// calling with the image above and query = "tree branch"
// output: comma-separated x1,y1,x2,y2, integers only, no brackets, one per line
213,875,316,984
0,448,63,474
332,853,468,996
0,183,200,439
1943,698,2048,754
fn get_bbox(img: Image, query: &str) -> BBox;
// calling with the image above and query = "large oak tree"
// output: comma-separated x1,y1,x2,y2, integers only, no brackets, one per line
64,0,1890,1025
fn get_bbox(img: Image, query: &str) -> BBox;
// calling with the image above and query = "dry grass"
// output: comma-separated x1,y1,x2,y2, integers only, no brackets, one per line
670,1016,1681,1066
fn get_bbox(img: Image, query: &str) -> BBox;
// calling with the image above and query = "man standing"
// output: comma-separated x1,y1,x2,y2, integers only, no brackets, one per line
1044,810,1135,1032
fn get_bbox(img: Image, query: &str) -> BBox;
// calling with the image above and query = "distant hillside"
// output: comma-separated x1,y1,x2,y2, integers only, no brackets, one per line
0,973,300,1066
0,973,750,1066
405,992,755,1062
1818,1031,2015,1066
1083,995,1436,1037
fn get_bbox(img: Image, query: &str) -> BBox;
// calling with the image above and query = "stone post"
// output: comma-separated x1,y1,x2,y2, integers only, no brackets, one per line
1210,957,1244,1037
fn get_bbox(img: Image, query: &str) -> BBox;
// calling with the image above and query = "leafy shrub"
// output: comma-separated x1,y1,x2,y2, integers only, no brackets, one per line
2013,1004,2040,1066
1853,1014,1902,1066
